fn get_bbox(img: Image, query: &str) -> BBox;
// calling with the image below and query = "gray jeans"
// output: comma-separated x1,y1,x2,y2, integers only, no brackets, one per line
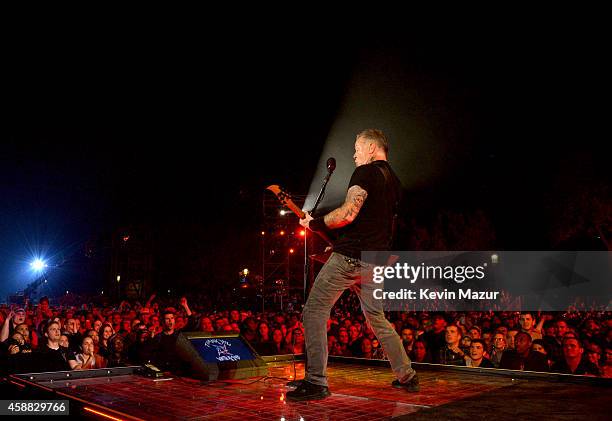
303,252,415,386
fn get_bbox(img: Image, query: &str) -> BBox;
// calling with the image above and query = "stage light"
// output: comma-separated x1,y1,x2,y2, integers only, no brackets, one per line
116,275,121,282
280,209,287,216
299,230,305,237
30,258,47,271
280,230,285,236
242,268,249,276
261,231,265,235
289,248,294,254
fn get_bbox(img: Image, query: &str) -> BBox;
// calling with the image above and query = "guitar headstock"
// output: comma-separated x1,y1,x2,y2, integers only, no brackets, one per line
266,185,291,206
266,185,305,219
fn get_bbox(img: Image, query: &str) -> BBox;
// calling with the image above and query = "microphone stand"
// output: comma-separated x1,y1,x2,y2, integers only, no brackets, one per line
303,167,334,303
311,170,333,214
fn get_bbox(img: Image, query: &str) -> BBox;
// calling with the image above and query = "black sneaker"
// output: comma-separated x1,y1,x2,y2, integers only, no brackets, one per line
391,374,420,392
286,380,331,401
286,379,304,388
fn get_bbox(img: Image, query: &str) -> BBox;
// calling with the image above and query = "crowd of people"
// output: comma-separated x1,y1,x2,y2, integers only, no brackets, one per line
1,293,611,378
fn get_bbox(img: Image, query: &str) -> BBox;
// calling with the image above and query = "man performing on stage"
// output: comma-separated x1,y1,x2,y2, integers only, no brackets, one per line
286,129,419,401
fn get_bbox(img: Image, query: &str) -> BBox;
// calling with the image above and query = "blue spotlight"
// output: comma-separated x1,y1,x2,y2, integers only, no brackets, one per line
30,258,47,272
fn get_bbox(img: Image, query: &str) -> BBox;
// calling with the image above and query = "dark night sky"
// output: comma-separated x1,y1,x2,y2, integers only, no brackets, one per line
1,29,607,299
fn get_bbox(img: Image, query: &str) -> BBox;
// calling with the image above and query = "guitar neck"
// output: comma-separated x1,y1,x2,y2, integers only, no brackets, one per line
284,201,305,219
266,185,332,246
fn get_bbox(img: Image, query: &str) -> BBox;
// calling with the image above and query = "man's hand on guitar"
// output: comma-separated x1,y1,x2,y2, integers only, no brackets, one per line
299,211,313,230
266,185,333,246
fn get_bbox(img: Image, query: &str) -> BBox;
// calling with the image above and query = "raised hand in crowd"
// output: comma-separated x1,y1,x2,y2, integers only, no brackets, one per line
1,310,16,342
180,297,192,317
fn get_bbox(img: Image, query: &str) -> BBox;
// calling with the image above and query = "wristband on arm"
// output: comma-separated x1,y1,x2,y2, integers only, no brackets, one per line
309,217,327,233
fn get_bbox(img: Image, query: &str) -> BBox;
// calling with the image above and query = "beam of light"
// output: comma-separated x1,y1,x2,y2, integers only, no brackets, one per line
30,258,47,271
305,47,464,212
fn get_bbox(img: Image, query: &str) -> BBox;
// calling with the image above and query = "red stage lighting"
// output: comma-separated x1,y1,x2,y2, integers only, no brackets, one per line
299,230,305,236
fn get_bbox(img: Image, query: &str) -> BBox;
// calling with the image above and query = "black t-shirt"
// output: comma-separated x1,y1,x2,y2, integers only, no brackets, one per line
348,338,364,357
438,346,466,366
334,161,401,261
35,345,74,372
149,331,179,371
474,358,495,368
499,350,549,372
551,359,600,376
66,332,83,354
422,330,447,362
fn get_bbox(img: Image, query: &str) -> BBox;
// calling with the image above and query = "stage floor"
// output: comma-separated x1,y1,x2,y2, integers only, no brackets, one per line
19,360,608,420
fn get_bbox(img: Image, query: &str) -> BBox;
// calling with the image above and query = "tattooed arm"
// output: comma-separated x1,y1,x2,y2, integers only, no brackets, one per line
323,185,368,229
299,185,368,232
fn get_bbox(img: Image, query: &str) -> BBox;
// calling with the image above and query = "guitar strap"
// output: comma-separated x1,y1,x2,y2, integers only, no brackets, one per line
374,161,400,250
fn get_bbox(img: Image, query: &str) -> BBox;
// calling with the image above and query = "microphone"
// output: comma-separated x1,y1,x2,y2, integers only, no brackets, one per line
311,157,336,215
326,157,336,174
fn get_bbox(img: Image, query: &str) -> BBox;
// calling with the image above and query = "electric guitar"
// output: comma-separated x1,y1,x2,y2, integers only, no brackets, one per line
266,185,334,247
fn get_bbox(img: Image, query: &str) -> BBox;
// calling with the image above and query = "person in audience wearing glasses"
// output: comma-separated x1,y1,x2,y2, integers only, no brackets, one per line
287,328,306,355
489,332,507,368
